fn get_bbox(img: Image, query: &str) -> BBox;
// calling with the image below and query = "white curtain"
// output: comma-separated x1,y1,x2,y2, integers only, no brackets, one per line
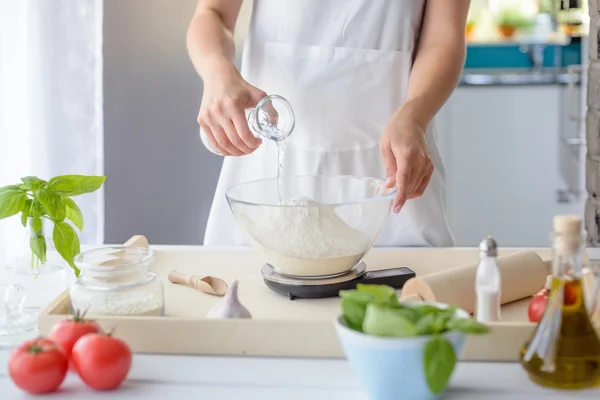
0,0,104,264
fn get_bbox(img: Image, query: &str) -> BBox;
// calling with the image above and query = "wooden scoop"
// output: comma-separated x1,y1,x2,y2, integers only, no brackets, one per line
168,270,228,297
100,235,150,266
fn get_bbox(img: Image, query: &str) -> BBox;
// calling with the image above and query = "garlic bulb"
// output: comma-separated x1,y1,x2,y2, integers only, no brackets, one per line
206,280,252,319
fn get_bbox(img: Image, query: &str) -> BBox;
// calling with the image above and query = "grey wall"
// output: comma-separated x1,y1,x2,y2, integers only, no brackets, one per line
103,0,223,244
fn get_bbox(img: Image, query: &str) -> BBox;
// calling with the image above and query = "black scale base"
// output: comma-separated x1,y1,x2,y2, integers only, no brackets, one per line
261,262,416,300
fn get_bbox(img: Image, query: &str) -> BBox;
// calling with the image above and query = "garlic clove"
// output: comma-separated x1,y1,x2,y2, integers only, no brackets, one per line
206,280,252,319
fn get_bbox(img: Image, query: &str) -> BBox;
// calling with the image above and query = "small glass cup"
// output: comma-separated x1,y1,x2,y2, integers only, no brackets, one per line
200,94,295,155
69,246,165,317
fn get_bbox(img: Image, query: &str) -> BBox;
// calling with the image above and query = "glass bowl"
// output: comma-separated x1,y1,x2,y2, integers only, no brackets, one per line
226,175,396,278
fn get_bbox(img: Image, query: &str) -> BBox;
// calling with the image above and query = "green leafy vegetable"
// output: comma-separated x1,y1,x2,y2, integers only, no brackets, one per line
38,189,66,222
30,232,47,264
20,176,47,191
338,285,490,395
53,221,81,276
21,199,33,227
340,284,399,331
447,317,490,334
424,335,457,395
0,188,27,220
47,175,106,197
354,284,398,304
31,216,43,234
363,303,417,337
64,197,84,231
0,174,106,276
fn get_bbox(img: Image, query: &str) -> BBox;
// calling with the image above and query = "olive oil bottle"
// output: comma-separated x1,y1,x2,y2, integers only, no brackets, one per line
520,215,600,389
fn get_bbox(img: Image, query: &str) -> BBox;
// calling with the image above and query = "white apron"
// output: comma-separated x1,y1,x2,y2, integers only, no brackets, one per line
203,0,454,247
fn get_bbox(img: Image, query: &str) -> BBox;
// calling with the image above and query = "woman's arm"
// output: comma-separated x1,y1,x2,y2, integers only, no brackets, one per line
186,0,242,80
398,0,471,129
381,0,470,212
186,0,265,156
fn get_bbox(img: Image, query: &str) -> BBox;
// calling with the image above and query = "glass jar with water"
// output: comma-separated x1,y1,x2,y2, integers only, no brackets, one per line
1,218,70,339
200,94,295,156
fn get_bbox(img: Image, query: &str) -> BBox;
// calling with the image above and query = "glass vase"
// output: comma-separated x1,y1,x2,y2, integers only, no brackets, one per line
5,217,71,315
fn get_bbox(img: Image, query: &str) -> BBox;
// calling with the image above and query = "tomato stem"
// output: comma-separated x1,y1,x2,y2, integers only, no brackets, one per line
28,337,45,354
72,307,92,323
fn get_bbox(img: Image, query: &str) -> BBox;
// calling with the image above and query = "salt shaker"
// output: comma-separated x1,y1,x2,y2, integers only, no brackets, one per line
200,94,295,155
475,236,501,322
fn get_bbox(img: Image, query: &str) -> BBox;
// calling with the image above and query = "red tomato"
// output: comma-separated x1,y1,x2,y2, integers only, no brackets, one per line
48,311,102,357
72,333,132,390
8,337,69,394
528,288,549,323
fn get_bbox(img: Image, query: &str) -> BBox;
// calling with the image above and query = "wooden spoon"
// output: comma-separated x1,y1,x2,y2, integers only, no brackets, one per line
168,270,228,297
99,235,150,266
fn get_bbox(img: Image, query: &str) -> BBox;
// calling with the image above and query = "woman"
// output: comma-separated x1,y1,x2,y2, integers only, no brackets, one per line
187,0,470,247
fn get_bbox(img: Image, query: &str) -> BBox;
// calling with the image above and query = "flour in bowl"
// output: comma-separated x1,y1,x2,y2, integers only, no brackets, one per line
241,197,369,276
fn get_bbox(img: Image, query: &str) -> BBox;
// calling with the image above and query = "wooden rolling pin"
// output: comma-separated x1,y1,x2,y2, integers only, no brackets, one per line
400,251,549,314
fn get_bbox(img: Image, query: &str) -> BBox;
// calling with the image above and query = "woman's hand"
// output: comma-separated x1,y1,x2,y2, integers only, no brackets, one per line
380,111,434,214
198,63,267,156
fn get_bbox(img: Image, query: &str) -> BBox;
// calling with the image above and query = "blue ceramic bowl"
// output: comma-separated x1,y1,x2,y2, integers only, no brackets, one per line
334,302,468,400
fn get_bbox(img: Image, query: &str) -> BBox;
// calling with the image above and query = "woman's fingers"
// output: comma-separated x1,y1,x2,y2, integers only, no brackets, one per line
231,108,262,150
199,117,231,156
409,161,434,199
198,82,268,157
393,157,411,214
219,116,254,154
208,118,243,156
380,142,397,188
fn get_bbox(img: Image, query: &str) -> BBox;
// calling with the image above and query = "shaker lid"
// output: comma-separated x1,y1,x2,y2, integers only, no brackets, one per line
479,236,498,257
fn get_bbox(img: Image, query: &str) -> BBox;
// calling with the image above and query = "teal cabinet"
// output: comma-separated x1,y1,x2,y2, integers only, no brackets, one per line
464,40,582,69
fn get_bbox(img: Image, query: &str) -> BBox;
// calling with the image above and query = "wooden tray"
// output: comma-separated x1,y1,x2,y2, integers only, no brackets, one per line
38,247,550,361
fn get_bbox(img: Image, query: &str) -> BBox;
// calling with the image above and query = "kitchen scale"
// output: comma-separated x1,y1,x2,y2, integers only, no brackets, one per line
261,262,415,300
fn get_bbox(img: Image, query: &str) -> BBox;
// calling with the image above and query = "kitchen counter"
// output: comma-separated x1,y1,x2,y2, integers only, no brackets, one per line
1,352,599,398
459,68,582,86
1,246,600,398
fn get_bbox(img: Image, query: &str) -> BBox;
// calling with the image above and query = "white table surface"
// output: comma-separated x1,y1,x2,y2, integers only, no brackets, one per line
1,246,600,399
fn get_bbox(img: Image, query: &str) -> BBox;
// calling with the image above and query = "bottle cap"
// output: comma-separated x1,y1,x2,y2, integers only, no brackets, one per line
553,215,582,235
479,236,498,257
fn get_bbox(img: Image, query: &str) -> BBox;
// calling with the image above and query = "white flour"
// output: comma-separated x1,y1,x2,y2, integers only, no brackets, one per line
242,197,369,276
70,291,164,317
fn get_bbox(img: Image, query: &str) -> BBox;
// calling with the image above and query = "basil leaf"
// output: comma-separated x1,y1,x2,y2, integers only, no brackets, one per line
20,176,47,191
30,233,47,264
31,216,43,234
20,199,33,227
53,221,81,276
0,185,24,195
423,336,456,395
38,189,66,222
339,289,373,303
410,304,443,319
47,175,106,197
0,188,27,220
415,313,437,335
30,200,44,218
356,284,397,304
447,318,490,335
341,298,368,331
340,291,373,331
362,303,417,337
64,197,84,231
